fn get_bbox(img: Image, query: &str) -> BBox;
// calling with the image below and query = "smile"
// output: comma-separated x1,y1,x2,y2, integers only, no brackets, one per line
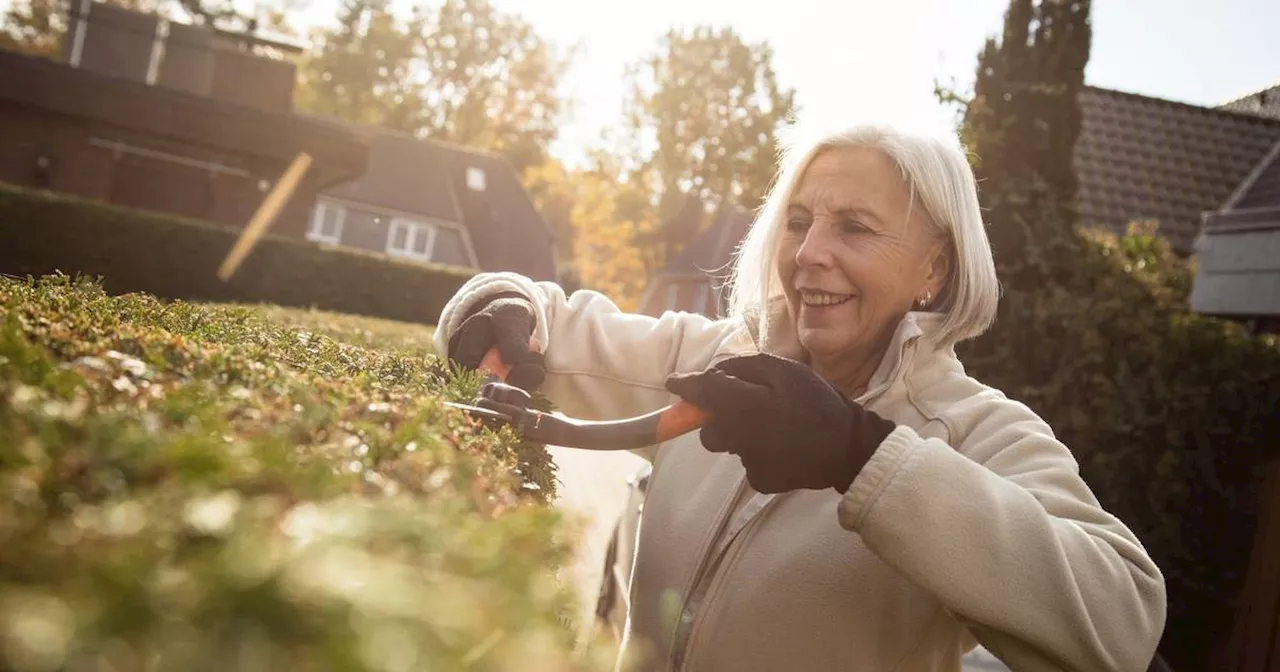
799,291,854,307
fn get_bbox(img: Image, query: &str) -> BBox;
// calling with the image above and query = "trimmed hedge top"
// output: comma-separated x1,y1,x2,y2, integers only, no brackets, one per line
0,274,616,671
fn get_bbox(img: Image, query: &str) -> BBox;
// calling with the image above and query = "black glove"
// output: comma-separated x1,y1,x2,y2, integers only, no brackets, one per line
447,292,546,392
665,353,896,494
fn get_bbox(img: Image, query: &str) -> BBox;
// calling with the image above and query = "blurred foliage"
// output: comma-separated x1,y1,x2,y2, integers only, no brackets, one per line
522,23,798,302
0,183,473,328
621,25,797,269
0,0,68,58
949,2,1279,669
0,274,620,671
958,219,1280,672
294,0,573,173
521,160,657,312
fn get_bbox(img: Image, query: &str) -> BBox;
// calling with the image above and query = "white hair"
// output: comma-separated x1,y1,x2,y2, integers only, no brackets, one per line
727,121,1001,350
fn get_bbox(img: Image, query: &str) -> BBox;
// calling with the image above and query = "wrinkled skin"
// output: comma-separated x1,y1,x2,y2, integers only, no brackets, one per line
777,146,952,396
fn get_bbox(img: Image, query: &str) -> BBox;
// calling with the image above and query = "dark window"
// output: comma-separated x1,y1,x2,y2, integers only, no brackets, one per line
432,227,471,266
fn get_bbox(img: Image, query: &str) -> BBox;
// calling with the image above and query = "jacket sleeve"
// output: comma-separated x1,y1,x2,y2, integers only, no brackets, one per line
434,272,754,460
836,383,1167,672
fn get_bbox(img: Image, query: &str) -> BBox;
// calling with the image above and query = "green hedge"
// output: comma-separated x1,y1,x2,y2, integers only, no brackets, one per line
960,223,1280,671
0,274,618,671
0,184,474,326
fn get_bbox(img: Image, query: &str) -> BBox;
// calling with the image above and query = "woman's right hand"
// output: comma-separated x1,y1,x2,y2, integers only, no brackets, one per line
446,292,546,392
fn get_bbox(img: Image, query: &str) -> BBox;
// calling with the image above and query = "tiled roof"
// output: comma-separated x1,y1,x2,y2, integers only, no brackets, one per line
1227,139,1280,211
320,128,461,223
1074,86,1280,253
1218,82,1280,121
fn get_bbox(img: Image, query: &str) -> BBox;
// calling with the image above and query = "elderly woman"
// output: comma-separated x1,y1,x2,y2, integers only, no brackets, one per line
433,123,1167,672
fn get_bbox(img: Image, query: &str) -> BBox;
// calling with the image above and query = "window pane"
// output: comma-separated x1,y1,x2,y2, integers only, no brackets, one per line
389,222,408,251
432,227,471,266
411,224,431,255
322,206,342,237
467,167,486,191
308,206,326,238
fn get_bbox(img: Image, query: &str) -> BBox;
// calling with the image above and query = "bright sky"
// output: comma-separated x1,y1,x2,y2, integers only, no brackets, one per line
7,0,1277,167
486,0,1280,166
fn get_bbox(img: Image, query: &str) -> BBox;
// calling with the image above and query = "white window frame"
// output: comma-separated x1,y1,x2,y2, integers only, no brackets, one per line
466,166,486,192
309,196,481,268
692,284,710,316
307,201,345,244
386,217,438,262
664,283,681,312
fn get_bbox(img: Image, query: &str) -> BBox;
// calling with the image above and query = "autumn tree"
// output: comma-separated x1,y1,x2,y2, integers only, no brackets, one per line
293,0,426,129
522,157,656,310
1,0,63,57
296,0,573,173
621,25,797,264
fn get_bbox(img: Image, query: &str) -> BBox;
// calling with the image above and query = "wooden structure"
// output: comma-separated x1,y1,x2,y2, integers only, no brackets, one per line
1219,461,1280,671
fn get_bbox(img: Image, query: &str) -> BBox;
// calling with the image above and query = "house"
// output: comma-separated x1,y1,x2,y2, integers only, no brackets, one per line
0,1,557,281
1190,138,1280,334
636,201,753,318
1189,83,1280,335
1074,86,1280,254
0,2,369,238
302,119,558,281
637,84,1280,324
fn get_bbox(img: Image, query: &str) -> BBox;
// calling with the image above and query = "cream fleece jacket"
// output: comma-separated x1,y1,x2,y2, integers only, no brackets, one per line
434,272,1168,672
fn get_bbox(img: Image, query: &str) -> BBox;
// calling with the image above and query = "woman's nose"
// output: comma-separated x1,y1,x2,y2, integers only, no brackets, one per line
794,223,836,268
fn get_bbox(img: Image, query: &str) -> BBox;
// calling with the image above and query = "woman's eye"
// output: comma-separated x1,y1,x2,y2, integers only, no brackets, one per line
839,218,869,234
786,218,810,232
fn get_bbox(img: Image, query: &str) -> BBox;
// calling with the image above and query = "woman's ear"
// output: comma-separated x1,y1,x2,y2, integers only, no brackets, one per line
925,242,951,299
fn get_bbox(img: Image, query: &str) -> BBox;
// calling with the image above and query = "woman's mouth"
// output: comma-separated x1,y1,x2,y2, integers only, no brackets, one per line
799,291,855,308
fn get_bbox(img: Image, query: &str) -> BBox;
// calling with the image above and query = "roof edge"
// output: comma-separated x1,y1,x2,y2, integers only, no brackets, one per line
1217,81,1280,107
293,111,508,161
1083,84,1280,127
296,110,557,244
1221,138,1280,212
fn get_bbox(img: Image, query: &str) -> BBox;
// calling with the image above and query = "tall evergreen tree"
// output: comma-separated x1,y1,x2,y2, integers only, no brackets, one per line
960,0,1091,279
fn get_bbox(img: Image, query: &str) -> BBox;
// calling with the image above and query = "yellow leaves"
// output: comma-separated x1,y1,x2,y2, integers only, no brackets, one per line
523,160,657,311
569,175,654,312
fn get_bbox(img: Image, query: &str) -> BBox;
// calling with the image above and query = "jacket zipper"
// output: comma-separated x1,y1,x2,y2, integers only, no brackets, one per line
666,477,749,670
667,336,923,669
673,491,774,670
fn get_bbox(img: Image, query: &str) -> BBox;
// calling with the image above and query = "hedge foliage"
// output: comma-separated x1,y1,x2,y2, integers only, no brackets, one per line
0,183,474,326
0,274,616,672
959,222,1280,670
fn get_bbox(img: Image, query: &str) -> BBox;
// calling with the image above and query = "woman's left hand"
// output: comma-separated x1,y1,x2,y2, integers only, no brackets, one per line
665,353,897,494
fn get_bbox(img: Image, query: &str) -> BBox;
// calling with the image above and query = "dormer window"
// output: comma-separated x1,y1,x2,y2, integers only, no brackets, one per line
466,166,486,191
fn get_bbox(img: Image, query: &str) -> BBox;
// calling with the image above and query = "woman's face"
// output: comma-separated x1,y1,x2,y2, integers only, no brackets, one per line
776,146,949,370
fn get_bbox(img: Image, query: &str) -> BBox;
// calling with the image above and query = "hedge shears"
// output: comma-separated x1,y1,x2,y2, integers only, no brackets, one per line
444,346,710,451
